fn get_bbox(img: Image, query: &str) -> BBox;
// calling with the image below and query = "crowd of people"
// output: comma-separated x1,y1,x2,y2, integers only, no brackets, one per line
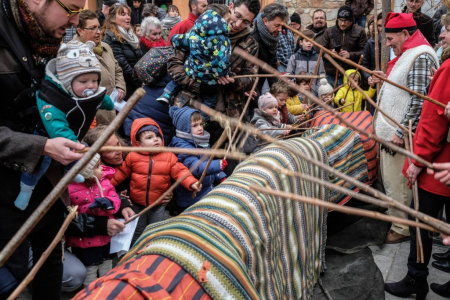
2,0,450,298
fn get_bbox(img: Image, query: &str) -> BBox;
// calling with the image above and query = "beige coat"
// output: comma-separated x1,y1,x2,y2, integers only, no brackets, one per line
72,35,126,125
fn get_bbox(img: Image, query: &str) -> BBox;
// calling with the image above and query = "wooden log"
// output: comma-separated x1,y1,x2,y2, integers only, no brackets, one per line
230,74,325,79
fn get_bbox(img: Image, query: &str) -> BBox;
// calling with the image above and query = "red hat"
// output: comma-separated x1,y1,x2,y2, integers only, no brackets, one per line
385,12,417,33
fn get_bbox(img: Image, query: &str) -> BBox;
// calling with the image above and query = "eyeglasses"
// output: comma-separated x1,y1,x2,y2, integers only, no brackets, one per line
55,0,85,18
233,9,252,26
84,26,101,32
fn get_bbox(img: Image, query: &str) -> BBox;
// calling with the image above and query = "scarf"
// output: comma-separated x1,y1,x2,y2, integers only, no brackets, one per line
256,16,280,50
139,36,167,51
176,130,211,148
162,15,181,29
256,109,281,126
78,36,103,56
278,105,289,124
386,30,431,78
118,26,140,49
229,26,253,45
3,0,61,65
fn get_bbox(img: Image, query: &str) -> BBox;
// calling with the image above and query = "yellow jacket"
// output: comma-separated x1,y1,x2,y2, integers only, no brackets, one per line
334,69,376,113
286,95,304,115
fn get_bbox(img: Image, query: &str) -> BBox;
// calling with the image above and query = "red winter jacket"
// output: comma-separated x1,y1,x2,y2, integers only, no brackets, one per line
168,13,199,44
68,166,121,248
402,58,450,196
112,118,198,206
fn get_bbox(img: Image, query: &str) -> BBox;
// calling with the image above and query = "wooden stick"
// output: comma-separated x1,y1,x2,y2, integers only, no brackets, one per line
341,55,364,103
324,53,413,136
297,102,355,128
192,132,228,198
333,68,339,89
283,23,445,109
230,74,325,79
0,88,146,268
309,49,324,89
303,97,334,116
373,3,380,107
234,47,432,168
77,146,248,161
250,185,440,234
191,101,450,235
7,206,78,300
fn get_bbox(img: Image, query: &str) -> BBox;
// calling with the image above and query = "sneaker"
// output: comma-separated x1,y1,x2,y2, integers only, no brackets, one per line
384,230,410,244
156,93,170,106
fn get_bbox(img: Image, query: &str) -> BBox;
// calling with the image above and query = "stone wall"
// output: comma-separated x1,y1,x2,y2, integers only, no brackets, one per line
282,0,383,28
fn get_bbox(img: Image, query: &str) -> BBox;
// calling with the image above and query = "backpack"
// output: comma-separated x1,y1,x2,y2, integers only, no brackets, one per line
133,46,173,85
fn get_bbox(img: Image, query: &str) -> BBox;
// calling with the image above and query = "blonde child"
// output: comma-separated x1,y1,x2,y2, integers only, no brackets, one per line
133,24,142,37
270,82,301,125
334,70,376,112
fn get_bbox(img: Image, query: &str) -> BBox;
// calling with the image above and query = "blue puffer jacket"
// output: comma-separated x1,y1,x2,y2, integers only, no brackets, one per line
122,74,175,145
169,136,226,207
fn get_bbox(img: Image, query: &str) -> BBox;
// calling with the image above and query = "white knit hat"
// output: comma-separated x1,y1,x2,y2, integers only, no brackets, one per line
56,40,101,95
80,154,101,179
258,93,278,110
318,78,334,98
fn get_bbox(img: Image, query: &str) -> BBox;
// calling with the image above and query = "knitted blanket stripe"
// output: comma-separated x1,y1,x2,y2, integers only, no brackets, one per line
120,137,330,300
311,111,377,184
303,124,369,206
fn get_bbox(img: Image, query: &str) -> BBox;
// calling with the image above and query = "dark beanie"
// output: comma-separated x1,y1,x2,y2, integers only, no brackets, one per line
337,5,353,22
137,125,161,138
290,12,301,24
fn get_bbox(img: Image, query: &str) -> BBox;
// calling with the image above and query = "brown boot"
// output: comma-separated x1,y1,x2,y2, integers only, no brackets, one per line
385,230,410,244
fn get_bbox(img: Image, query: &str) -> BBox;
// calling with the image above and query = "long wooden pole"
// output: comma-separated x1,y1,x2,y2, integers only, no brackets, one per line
374,4,381,98
309,49,324,89
283,23,445,109
7,206,78,300
0,88,146,268
341,55,364,105
234,47,432,169
230,74,325,79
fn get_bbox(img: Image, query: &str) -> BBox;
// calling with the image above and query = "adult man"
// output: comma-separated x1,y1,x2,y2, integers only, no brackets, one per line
0,0,86,298
167,0,260,146
306,9,328,48
167,0,208,42
130,0,143,26
276,11,296,72
321,5,367,87
345,0,374,28
372,13,438,244
252,3,289,93
97,0,118,26
402,0,435,46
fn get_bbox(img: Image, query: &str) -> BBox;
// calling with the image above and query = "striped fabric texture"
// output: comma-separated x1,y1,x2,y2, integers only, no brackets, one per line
310,111,378,184
78,137,331,300
303,124,369,206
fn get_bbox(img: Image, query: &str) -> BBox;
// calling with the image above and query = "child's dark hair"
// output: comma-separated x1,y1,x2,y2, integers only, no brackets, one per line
207,4,231,16
191,111,203,123
133,24,141,34
296,71,310,85
270,81,290,96
167,5,179,15
300,29,314,41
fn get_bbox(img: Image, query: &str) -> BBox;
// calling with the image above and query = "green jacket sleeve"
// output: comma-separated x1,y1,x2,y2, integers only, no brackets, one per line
100,94,114,110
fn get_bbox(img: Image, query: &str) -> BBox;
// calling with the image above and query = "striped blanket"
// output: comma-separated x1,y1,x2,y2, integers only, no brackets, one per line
309,111,377,184
303,124,369,206
74,137,331,300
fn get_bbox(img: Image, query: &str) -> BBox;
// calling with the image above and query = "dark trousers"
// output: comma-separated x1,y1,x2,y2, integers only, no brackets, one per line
407,188,450,279
0,219,63,300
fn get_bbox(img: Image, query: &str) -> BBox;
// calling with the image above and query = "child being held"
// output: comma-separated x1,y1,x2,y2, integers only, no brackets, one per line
157,7,232,118
112,117,201,243
68,154,125,287
251,93,291,152
334,69,376,112
286,71,314,121
169,106,227,210
15,41,114,210
270,82,301,125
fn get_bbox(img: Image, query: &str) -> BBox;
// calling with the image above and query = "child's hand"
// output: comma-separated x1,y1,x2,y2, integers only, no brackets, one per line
162,192,173,206
340,98,345,105
191,182,202,192
285,125,292,129
296,115,306,122
283,130,291,136
301,104,309,111
107,219,125,236
121,207,135,222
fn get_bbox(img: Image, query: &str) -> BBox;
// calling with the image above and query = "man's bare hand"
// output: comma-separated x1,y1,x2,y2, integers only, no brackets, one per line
117,88,126,102
244,90,258,100
390,135,404,147
339,50,350,59
371,71,386,84
42,138,84,165
217,75,235,85
427,162,450,185
121,207,135,222
107,219,125,236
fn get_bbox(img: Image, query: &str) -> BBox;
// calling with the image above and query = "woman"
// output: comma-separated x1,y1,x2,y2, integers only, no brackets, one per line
74,9,126,125
139,17,167,55
102,4,143,100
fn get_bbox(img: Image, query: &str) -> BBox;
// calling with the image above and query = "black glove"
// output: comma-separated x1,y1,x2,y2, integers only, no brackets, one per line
89,197,115,210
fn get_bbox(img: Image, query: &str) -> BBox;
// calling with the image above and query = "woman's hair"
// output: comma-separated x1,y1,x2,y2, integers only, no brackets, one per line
141,17,162,37
191,111,203,123
167,5,179,15
270,81,290,96
83,125,128,159
100,4,131,43
77,9,98,31
142,3,159,18
207,4,231,17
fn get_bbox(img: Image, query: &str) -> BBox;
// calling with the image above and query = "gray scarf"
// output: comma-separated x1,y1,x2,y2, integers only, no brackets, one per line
256,16,280,49
176,130,211,148
162,15,182,29
118,26,139,49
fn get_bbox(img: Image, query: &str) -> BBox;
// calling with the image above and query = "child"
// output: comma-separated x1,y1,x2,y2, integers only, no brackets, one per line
270,82,299,125
251,93,291,152
14,41,114,210
286,29,326,96
286,72,314,121
169,106,227,210
68,154,122,287
112,117,201,243
161,5,181,42
317,78,334,112
157,8,232,118
334,69,376,112
133,24,142,37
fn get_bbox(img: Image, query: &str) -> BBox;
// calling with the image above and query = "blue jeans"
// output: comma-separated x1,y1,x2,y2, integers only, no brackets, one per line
355,15,367,29
163,80,181,99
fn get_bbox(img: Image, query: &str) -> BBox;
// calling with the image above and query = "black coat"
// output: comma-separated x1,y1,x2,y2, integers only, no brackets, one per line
432,5,447,44
0,7,64,239
131,5,143,26
103,31,143,99
361,38,382,80
403,6,436,47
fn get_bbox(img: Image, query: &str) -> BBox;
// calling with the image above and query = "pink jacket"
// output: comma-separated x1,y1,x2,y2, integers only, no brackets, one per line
67,166,121,248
